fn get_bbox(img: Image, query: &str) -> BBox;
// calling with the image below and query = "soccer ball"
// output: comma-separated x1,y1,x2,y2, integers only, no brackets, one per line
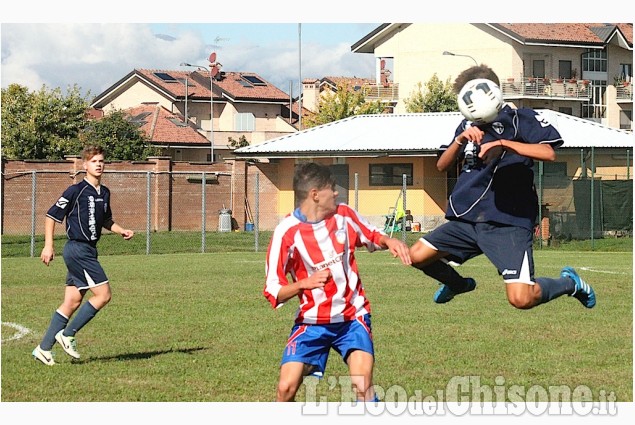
457,78,504,124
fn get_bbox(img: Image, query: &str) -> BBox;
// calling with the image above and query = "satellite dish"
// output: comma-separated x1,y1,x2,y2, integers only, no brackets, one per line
209,52,217,63
211,66,219,77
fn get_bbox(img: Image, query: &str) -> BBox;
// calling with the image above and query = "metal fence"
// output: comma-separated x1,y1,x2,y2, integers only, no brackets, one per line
1,168,632,257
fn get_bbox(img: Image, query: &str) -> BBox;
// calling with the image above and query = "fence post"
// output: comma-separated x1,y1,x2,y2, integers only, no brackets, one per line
354,172,359,211
30,171,37,258
538,161,544,249
254,172,260,252
401,174,407,241
146,171,151,255
202,172,207,253
591,147,595,250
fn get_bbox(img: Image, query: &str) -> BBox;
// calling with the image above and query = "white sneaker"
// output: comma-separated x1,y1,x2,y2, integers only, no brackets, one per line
55,330,80,359
32,345,55,366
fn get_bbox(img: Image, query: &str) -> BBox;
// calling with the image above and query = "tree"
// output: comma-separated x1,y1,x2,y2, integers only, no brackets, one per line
79,110,160,160
1,84,89,160
304,84,385,128
228,135,249,149
403,74,457,113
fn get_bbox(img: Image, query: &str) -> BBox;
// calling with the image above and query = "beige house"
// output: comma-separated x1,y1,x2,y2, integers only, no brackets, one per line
90,68,301,162
351,23,633,130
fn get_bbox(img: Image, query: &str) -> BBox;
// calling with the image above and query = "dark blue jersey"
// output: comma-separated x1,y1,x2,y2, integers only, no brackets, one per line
442,105,563,231
46,179,115,246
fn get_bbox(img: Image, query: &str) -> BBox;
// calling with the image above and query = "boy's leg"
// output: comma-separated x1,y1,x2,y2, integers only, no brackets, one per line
346,350,375,401
277,362,310,402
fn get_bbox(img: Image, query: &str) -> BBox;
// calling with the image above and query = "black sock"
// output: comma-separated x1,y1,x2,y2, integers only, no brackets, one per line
65,301,99,336
536,276,575,305
40,310,68,350
414,260,470,293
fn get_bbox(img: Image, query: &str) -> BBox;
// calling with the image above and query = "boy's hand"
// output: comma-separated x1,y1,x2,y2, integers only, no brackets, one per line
385,238,412,265
41,246,54,266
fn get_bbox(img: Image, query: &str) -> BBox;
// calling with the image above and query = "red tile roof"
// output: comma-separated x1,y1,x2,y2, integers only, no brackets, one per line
495,23,633,46
135,69,291,102
124,103,210,146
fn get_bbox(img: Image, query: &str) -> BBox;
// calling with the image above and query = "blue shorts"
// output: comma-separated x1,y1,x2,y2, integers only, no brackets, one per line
422,220,536,284
281,314,374,377
63,240,109,291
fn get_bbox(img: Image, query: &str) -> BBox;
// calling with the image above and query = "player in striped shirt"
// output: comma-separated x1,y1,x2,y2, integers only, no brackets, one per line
32,145,134,366
264,162,411,402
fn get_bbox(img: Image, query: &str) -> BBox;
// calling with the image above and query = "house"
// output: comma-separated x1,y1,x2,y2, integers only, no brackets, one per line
90,68,301,162
351,23,633,130
234,110,633,232
302,76,376,113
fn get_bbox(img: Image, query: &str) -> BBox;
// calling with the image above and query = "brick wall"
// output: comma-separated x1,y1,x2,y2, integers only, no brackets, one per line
1,157,279,235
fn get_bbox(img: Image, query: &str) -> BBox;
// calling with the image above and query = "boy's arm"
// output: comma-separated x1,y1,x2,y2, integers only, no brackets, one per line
378,235,412,266
40,217,56,266
107,222,134,240
276,270,330,305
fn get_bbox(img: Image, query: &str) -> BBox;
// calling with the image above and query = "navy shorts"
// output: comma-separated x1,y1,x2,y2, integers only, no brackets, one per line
281,314,374,377
422,220,535,284
63,240,109,291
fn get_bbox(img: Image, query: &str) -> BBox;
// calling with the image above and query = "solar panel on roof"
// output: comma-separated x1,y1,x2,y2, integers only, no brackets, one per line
242,75,266,86
154,72,178,82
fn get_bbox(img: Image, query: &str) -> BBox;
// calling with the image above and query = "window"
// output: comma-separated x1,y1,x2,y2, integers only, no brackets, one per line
242,75,267,86
234,113,255,131
558,61,572,79
154,72,178,82
581,80,607,120
532,60,545,78
582,50,607,73
558,107,573,115
620,109,632,130
619,63,633,81
369,163,413,186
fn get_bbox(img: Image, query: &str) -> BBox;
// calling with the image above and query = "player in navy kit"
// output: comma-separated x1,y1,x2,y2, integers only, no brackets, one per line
32,145,134,365
409,65,596,310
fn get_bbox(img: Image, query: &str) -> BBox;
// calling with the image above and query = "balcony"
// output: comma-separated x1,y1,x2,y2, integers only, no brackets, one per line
616,83,633,102
361,83,399,103
501,77,592,101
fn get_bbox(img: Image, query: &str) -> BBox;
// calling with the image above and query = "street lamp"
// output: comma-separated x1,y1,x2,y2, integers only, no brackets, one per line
180,58,219,163
443,50,478,66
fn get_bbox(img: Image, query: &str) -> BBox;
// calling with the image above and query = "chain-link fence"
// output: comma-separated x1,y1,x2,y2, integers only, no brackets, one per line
2,166,632,257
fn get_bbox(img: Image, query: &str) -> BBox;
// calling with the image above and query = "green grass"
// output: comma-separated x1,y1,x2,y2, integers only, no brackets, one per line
2,244,631,404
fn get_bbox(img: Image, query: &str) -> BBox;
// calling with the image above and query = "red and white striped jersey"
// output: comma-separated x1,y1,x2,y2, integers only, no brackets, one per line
264,203,386,324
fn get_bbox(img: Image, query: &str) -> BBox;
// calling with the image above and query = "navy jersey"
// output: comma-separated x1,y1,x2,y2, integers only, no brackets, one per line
46,179,115,246
442,105,563,231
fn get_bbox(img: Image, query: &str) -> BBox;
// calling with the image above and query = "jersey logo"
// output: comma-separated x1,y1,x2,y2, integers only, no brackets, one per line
535,114,552,128
55,196,69,209
492,122,504,135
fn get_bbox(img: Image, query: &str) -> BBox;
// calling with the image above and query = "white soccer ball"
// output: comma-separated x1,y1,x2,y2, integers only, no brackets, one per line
457,78,504,124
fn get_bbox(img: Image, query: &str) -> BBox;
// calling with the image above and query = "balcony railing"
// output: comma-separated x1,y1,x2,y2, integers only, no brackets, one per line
501,77,592,100
361,84,399,102
616,83,633,101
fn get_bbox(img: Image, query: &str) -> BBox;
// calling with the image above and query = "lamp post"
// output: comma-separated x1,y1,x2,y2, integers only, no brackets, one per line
442,50,478,66
180,56,221,163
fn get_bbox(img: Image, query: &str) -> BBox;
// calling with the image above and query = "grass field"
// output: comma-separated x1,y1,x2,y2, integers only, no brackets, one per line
2,235,632,406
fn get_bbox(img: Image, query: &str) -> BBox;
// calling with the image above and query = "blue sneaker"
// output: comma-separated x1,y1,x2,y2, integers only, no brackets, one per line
433,278,476,304
561,266,596,308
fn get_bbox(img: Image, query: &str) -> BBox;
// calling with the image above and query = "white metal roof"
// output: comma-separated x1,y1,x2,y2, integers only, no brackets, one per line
234,110,633,158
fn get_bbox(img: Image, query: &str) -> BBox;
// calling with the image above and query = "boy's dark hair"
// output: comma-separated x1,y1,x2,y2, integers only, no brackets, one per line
293,162,336,202
81,145,105,161
453,64,500,94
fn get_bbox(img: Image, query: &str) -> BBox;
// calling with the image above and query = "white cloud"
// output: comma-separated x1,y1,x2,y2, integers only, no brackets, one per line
1,23,375,99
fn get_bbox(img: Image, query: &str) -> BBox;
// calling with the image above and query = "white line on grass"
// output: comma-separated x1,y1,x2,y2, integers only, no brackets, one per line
1,322,32,343
578,267,628,275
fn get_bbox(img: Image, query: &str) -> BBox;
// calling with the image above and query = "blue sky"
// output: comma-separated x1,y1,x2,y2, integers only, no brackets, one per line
1,22,380,98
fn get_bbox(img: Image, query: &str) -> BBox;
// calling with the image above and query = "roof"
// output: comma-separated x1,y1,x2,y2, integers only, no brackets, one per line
234,110,633,158
490,23,633,48
124,103,210,146
91,68,292,108
352,23,633,53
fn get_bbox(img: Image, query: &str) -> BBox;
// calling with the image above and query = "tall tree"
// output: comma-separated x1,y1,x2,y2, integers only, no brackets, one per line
79,110,160,160
1,84,89,160
403,74,457,113
304,84,385,128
